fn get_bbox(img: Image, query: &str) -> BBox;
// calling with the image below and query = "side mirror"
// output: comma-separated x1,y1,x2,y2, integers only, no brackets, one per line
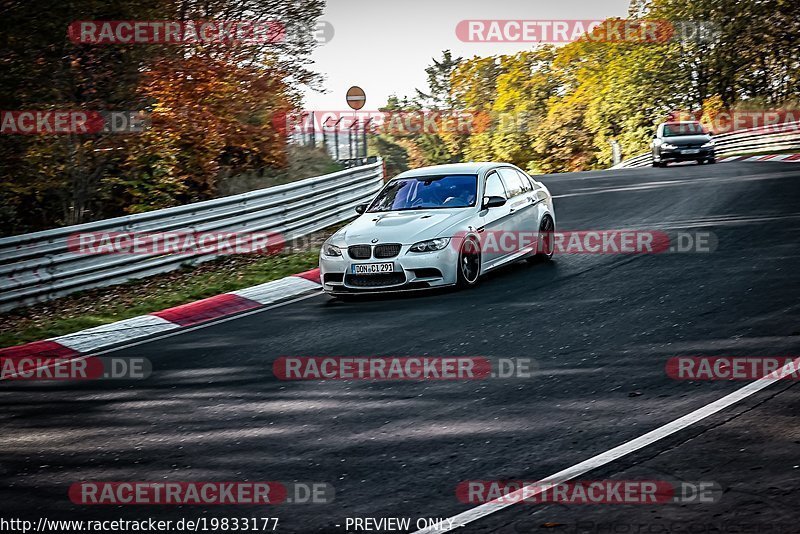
355,204,368,214
482,196,506,209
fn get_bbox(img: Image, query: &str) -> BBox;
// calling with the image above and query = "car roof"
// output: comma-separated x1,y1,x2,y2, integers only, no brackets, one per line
394,162,507,178
664,121,701,125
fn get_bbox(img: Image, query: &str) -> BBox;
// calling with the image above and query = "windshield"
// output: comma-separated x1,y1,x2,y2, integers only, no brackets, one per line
367,175,478,212
663,123,707,137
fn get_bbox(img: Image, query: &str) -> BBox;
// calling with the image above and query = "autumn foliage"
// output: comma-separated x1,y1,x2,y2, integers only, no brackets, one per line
371,0,800,176
0,0,322,235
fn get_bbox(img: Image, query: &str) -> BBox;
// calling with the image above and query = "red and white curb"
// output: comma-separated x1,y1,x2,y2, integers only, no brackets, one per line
719,153,800,163
0,269,322,360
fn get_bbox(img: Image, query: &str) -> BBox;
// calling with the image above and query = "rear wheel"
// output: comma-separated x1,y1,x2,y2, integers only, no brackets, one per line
529,215,555,263
456,236,481,288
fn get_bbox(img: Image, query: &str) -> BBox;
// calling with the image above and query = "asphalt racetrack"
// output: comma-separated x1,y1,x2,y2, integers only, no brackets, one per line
2,161,799,533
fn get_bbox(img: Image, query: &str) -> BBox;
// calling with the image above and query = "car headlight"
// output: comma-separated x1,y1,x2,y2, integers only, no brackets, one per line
661,143,678,150
701,140,715,148
322,242,342,257
409,238,450,253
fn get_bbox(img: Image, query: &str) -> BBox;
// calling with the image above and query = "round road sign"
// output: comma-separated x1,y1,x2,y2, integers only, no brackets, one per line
346,86,366,110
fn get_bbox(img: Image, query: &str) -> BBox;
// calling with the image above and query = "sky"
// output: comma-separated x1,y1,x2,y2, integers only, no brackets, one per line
302,0,632,111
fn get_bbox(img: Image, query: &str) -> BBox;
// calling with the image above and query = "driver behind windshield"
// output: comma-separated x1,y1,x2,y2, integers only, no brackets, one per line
368,175,477,212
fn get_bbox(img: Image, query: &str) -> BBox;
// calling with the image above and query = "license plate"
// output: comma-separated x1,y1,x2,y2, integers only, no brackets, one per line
681,149,700,154
351,262,394,274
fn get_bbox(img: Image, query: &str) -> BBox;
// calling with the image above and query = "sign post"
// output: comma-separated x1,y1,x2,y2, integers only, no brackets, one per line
346,87,366,162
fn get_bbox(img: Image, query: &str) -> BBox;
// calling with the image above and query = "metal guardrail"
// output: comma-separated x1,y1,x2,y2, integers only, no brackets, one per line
612,120,800,168
0,160,384,312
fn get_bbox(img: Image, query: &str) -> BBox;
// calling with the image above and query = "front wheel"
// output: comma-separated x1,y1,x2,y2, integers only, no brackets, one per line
456,236,482,288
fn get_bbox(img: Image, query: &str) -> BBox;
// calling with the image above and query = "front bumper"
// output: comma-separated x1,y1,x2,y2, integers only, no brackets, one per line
319,243,460,294
660,147,715,161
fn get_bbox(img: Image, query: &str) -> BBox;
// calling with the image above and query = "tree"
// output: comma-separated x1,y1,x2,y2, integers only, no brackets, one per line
415,50,463,110
0,0,324,234
368,136,409,178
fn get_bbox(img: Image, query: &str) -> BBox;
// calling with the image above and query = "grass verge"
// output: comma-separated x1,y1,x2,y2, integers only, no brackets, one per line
0,248,320,349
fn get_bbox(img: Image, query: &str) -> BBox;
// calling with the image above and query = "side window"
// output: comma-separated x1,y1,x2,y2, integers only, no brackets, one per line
498,168,524,198
484,172,507,199
515,170,533,192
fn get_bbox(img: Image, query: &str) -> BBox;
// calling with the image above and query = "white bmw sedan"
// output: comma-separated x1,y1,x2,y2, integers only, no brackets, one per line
319,162,555,296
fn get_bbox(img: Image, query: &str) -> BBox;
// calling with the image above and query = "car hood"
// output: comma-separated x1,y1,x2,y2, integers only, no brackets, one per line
662,135,711,146
333,209,473,245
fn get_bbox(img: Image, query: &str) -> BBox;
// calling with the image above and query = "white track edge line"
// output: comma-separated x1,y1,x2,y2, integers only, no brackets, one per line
91,289,324,355
411,357,800,533
0,290,323,380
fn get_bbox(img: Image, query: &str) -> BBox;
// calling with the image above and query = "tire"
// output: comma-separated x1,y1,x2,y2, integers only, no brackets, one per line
456,236,482,289
707,157,716,164
697,159,705,165
529,215,555,263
